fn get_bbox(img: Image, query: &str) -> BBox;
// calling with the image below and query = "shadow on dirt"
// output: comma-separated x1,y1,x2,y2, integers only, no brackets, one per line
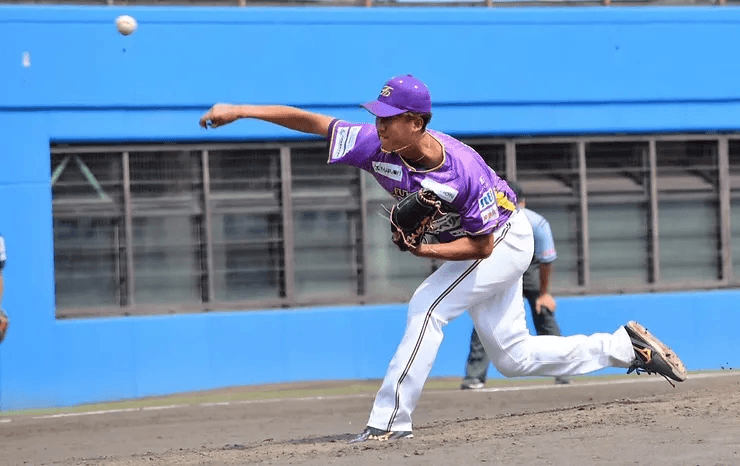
220,432,355,450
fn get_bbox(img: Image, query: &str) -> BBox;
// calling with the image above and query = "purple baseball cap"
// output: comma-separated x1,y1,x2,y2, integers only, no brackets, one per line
361,75,432,117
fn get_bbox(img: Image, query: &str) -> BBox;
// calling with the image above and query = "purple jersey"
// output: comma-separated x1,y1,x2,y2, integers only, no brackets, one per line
327,120,517,244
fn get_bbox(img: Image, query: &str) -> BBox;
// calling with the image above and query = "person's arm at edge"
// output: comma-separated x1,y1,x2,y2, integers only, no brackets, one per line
535,261,556,313
527,208,557,313
199,104,335,137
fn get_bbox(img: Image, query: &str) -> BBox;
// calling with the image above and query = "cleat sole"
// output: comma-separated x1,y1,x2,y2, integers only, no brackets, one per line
627,321,687,382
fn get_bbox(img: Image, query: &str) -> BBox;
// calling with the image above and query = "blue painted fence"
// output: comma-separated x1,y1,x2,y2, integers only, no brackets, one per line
0,4,739,411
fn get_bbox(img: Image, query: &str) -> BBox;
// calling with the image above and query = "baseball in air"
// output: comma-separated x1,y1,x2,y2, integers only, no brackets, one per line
116,15,137,36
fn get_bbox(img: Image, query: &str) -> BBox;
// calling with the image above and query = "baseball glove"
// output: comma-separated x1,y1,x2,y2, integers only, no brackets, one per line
390,189,444,251
0,309,8,344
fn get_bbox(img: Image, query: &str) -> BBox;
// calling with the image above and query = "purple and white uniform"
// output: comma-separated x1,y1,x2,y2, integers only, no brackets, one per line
338,75,636,435
328,120,517,242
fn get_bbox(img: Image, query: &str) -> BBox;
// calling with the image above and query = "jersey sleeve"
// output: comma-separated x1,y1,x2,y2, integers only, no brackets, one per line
458,187,497,236
456,170,513,237
525,209,557,263
326,120,377,171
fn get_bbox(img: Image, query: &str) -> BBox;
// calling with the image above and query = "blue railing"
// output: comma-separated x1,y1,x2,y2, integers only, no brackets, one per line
0,0,734,7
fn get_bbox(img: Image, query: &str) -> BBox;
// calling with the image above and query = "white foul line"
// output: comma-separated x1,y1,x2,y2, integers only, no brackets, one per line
0,371,735,424
27,404,182,420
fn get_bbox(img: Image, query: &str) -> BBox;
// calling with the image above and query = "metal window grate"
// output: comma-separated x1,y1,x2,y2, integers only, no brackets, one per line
51,134,740,318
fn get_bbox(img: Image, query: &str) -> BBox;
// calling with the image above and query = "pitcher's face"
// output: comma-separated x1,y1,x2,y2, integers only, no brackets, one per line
375,113,424,153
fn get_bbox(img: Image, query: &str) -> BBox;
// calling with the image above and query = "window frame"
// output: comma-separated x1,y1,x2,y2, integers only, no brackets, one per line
51,133,740,319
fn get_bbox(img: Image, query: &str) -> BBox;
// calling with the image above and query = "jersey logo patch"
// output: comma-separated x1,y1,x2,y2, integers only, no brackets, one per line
478,189,495,211
372,162,403,181
420,178,459,203
331,125,361,160
481,207,499,224
392,187,410,200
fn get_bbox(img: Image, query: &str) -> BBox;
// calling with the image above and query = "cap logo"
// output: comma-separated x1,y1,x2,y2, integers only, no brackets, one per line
379,85,393,98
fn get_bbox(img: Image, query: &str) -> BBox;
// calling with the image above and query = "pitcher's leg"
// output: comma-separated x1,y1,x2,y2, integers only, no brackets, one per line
499,328,635,377
525,290,571,383
367,305,446,432
475,284,635,377
367,259,482,432
368,210,535,433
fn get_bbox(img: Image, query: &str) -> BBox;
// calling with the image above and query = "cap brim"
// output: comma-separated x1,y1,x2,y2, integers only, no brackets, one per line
361,100,407,118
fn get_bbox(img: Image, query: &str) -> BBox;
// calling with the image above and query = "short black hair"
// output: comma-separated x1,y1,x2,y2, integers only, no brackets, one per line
406,112,432,132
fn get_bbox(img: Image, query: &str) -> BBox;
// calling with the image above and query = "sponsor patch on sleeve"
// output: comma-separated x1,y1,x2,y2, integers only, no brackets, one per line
331,125,362,160
478,189,495,211
481,207,499,224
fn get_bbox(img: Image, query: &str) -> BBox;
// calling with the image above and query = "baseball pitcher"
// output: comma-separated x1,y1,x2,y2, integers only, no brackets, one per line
199,74,687,444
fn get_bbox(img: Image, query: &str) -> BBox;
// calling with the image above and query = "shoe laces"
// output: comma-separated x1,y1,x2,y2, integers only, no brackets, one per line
627,345,676,388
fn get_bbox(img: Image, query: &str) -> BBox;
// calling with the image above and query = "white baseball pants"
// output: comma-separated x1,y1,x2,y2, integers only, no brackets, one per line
367,209,636,432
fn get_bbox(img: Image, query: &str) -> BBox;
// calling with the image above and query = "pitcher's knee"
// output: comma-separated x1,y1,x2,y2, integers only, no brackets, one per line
408,293,444,319
491,352,532,377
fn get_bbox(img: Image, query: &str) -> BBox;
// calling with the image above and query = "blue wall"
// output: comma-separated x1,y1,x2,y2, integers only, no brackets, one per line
1,5,739,411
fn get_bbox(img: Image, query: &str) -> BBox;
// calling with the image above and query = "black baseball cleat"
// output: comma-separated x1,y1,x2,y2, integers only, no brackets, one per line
348,426,414,444
624,321,687,387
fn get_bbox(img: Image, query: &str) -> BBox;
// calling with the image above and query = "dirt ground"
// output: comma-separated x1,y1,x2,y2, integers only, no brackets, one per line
1,371,738,466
